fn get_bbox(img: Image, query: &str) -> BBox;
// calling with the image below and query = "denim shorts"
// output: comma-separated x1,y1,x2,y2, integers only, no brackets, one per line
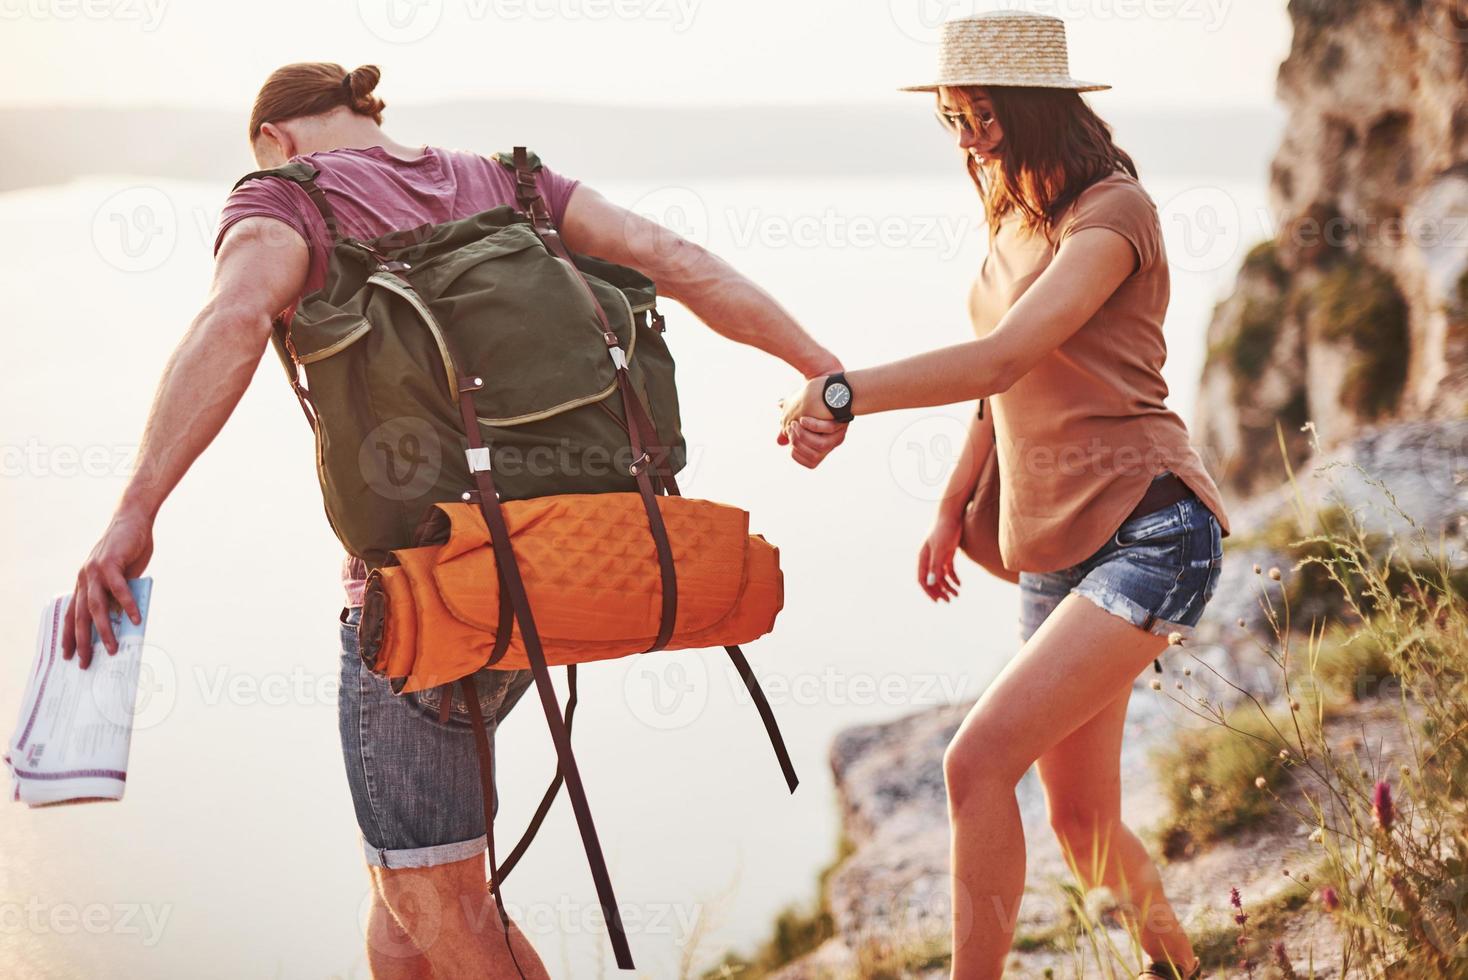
1018,483,1224,644
337,605,535,869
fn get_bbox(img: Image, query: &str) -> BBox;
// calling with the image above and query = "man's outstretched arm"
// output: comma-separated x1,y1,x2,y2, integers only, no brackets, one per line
62,216,308,665
560,185,842,377
559,184,847,466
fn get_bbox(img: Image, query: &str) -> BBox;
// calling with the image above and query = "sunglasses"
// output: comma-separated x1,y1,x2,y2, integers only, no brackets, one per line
935,107,997,136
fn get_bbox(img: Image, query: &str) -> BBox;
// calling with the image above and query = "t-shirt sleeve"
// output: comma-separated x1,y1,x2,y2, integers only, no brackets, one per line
536,164,581,228
212,176,313,258
1057,178,1162,275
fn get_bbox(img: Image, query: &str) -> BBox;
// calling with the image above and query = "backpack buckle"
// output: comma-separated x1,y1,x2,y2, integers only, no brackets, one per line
608,347,627,370
628,451,651,477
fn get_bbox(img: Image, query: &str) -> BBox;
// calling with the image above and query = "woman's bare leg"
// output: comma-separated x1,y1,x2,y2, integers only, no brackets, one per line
943,595,1169,979
1037,687,1198,972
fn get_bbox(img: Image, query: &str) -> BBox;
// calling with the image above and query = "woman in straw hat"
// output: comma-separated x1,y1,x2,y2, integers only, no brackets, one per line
779,12,1223,979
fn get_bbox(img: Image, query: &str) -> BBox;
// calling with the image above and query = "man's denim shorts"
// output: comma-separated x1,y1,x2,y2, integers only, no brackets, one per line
1018,479,1224,644
337,605,535,869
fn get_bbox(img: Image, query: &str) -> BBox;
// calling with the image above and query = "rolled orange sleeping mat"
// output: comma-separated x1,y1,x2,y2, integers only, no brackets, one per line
358,494,783,692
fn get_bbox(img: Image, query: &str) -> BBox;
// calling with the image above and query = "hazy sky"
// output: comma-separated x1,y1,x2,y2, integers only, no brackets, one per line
2,0,1291,110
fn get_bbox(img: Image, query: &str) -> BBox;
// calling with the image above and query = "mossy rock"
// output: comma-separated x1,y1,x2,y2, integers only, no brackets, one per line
1207,240,1290,389
1309,255,1410,420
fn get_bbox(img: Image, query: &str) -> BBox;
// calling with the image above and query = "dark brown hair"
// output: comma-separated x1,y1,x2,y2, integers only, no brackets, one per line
248,63,386,143
950,86,1136,238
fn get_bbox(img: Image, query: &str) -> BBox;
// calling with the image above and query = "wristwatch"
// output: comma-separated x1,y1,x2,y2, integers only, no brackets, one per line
822,372,854,423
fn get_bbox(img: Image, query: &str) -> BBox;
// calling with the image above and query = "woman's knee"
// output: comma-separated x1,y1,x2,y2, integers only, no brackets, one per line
943,721,1029,807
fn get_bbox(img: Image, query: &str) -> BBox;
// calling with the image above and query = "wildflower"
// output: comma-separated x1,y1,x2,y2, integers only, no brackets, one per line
1300,872,1310,884
1236,617,1246,628
1255,776,1268,789
1272,939,1298,979
1183,667,1192,676
1278,749,1290,760
1372,780,1394,833
1150,678,1162,691
1253,563,1262,575
1268,566,1282,581
1167,631,1183,646
1230,886,1242,909
1289,699,1301,711
1318,886,1340,911
1190,784,1206,803
1308,828,1323,844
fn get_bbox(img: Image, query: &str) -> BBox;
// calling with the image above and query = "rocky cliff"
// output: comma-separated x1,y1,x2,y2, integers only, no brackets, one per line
1194,0,1468,499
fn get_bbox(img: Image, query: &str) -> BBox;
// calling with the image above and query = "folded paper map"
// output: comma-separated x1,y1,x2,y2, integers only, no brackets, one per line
5,579,153,807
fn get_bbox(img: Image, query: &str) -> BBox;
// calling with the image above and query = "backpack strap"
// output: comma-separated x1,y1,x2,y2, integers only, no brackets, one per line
232,162,344,243
483,150,800,889
228,163,348,431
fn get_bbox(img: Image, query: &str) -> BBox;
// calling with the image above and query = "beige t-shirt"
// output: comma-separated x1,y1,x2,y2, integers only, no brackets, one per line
968,170,1231,574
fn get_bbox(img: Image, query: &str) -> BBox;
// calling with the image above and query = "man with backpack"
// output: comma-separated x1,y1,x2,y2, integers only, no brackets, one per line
60,62,847,977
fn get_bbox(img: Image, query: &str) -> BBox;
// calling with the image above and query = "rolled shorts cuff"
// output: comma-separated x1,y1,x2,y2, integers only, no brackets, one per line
1071,579,1198,640
362,833,487,870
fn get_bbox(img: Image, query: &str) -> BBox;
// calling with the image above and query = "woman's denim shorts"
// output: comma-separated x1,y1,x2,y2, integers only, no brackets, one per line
1018,481,1224,644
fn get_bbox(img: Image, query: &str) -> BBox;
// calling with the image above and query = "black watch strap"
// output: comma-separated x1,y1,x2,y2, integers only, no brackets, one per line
823,372,854,423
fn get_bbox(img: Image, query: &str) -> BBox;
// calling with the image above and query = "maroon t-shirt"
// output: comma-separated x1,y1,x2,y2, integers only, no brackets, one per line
213,143,581,605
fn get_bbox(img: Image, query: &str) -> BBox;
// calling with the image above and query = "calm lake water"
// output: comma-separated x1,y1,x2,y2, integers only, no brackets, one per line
0,172,1265,978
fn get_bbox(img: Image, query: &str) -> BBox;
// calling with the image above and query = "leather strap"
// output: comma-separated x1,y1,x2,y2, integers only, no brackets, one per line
508,146,796,792
510,147,679,654
460,674,527,978
493,664,577,882
452,367,635,970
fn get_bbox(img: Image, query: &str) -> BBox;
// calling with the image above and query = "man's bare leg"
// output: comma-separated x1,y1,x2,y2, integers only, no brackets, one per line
371,851,550,980
365,879,434,979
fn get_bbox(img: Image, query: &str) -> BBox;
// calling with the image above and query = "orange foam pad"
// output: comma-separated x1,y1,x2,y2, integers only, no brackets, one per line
373,494,782,690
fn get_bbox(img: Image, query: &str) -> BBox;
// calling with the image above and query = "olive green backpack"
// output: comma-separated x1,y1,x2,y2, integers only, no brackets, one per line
230,148,795,973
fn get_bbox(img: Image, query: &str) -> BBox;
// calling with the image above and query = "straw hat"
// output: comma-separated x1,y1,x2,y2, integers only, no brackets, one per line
901,11,1110,94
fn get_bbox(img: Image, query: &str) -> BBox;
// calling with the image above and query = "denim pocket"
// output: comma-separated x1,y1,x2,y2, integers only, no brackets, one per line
404,671,515,730
1113,503,1185,548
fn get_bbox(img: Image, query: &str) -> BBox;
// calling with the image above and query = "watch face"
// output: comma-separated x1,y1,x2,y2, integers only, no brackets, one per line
824,382,852,411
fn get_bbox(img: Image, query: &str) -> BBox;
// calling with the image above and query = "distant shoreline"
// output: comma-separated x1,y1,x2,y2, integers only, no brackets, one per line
1,101,1281,193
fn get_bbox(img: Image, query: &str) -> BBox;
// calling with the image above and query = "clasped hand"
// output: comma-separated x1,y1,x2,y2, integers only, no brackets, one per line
777,376,847,469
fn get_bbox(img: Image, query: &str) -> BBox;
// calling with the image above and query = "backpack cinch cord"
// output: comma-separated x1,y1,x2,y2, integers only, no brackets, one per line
233,149,798,973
